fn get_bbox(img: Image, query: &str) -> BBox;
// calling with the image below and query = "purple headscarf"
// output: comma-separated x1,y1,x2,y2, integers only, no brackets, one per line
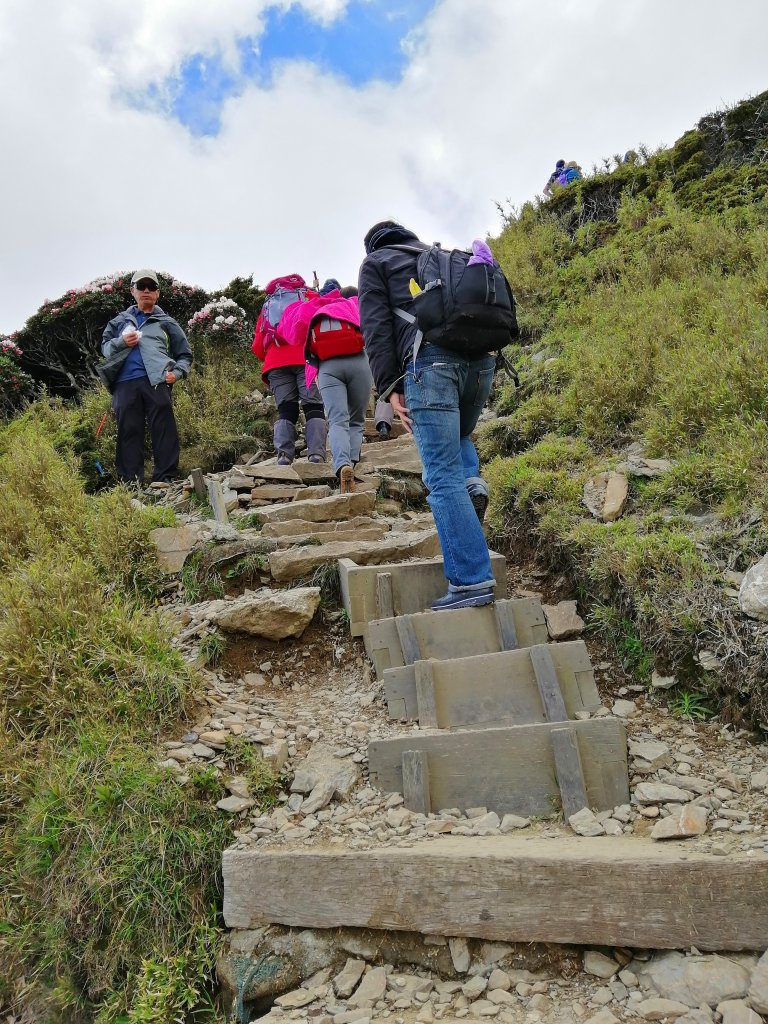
467,239,494,266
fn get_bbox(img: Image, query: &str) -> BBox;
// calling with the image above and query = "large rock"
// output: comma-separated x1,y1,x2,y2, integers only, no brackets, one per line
634,783,693,805
237,463,303,483
268,531,440,582
289,743,360,799
718,1000,762,1024
149,525,198,572
739,554,768,621
348,966,388,1007
210,587,321,639
255,491,376,526
636,952,751,1008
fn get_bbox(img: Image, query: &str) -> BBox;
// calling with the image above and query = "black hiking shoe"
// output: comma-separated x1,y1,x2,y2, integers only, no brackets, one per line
468,489,489,524
431,587,495,612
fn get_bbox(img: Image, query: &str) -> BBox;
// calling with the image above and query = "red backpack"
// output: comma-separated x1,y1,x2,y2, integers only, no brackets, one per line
260,274,309,348
309,317,365,360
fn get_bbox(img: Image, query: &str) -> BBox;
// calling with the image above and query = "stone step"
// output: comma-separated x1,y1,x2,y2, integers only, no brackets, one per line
339,553,508,638
254,491,376,526
268,531,441,583
384,640,600,726
368,718,629,817
366,597,547,679
221,835,768,951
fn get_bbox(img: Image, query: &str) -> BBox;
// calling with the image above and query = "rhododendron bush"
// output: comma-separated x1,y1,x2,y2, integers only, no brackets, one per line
0,335,36,415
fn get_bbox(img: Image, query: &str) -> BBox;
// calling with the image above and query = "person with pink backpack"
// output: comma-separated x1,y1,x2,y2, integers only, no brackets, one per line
251,274,328,464
278,281,370,494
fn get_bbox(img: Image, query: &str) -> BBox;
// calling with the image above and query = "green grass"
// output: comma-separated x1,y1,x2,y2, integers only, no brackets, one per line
485,91,768,727
0,417,278,1019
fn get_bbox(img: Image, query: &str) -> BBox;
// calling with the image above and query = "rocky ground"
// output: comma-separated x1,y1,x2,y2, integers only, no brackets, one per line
142,423,768,1023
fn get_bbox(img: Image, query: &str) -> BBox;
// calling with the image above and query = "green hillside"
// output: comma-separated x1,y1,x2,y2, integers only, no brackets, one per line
486,88,768,727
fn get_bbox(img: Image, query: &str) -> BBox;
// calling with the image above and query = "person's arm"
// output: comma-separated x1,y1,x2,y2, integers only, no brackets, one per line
101,316,130,356
251,313,268,359
358,257,401,398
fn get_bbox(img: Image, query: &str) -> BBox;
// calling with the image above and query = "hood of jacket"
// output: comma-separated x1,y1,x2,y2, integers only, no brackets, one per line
365,225,421,254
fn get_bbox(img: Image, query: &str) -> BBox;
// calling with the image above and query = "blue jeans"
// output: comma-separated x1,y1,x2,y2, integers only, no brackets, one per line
404,345,496,592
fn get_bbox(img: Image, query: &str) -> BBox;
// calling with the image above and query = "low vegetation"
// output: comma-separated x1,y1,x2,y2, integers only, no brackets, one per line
0,419,278,1019
486,89,768,727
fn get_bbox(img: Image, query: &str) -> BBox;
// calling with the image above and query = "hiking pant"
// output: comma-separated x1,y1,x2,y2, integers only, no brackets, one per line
317,353,373,473
267,366,326,461
111,376,180,485
404,344,496,592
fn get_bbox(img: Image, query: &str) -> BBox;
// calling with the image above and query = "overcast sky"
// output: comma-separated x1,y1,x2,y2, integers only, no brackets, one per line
0,0,766,333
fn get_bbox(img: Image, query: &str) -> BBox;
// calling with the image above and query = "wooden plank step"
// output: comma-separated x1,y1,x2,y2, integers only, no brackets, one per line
339,553,507,638
367,597,547,679
222,836,768,951
384,641,600,726
368,718,629,817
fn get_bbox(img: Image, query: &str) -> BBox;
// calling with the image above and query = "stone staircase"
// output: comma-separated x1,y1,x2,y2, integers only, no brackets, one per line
219,430,768,965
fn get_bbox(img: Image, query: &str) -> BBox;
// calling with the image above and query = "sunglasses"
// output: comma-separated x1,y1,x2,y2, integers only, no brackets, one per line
134,281,158,292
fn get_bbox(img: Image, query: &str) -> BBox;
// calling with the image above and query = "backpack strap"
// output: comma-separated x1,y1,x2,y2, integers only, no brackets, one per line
394,307,424,374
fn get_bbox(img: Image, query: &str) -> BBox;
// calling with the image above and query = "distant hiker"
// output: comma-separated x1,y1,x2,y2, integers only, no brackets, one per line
98,269,192,486
358,222,519,611
543,159,566,197
279,283,369,494
623,150,639,165
251,274,328,465
560,160,583,185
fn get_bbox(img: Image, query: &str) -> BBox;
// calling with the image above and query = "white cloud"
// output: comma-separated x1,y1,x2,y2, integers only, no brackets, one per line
1,0,766,332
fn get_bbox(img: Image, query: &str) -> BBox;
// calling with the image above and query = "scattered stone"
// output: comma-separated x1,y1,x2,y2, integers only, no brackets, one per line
634,783,693,805
584,951,619,979
584,1011,620,1024
739,553,768,621
500,814,530,832
747,950,768,1014
216,796,254,813
612,699,637,718
651,805,708,840
637,952,751,1008
651,671,678,690
149,525,199,572
542,600,586,640
449,937,471,974
348,966,388,1007
462,976,488,1000
717,999,762,1024
583,471,628,522
333,959,367,999
488,970,511,992
629,740,672,770
275,988,318,1009
635,997,692,1019
569,807,606,836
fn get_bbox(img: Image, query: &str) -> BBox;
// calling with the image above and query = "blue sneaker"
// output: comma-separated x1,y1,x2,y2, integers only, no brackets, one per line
431,587,495,612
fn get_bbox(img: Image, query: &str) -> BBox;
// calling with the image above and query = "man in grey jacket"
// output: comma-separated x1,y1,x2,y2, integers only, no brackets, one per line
99,269,193,485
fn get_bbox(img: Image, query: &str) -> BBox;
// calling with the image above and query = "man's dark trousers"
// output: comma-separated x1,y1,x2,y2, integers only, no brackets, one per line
111,377,180,484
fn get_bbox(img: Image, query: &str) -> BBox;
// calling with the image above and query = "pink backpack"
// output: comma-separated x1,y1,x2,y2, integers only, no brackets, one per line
260,274,309,348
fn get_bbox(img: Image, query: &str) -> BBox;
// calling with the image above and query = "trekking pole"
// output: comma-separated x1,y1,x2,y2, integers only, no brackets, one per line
95,411,109,438
312,270,320,291
94,410,109,478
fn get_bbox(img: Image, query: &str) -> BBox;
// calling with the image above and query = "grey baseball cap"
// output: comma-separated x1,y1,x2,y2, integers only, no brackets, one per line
131,269,159,287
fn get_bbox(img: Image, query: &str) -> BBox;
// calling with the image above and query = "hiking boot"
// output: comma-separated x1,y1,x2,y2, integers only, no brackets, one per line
468,489,489,524
431,587,495,612
339,465,355,495
377,422,391,439
308,454,325,464
276,454,292,466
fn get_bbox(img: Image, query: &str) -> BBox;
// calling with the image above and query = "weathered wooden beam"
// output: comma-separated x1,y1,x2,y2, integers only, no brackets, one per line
368,719,628,817
367,597,548,679
402,751,431,814
384,641,599,726
222,836,768,951
338,553,508,638
375,572,394,620
206,478,229,524
551,726,589,820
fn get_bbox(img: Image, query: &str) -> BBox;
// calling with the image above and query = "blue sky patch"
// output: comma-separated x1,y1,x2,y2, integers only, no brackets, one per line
148,0,436,137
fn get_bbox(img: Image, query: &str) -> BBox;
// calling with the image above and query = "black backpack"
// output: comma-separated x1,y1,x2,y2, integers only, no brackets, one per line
392,243,519,357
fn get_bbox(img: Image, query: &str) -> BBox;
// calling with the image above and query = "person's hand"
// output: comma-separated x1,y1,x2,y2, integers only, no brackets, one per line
165,371,177,385
390,392,412,433
123,329,140,347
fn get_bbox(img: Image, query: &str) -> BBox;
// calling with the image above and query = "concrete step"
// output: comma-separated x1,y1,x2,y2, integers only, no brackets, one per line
339,553,508,638
367,597,547,679
384,640,600,726
222,835,768,951
368,718,629,818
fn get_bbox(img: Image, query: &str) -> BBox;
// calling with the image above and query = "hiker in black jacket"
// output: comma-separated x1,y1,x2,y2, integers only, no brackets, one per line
358,221,497,611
